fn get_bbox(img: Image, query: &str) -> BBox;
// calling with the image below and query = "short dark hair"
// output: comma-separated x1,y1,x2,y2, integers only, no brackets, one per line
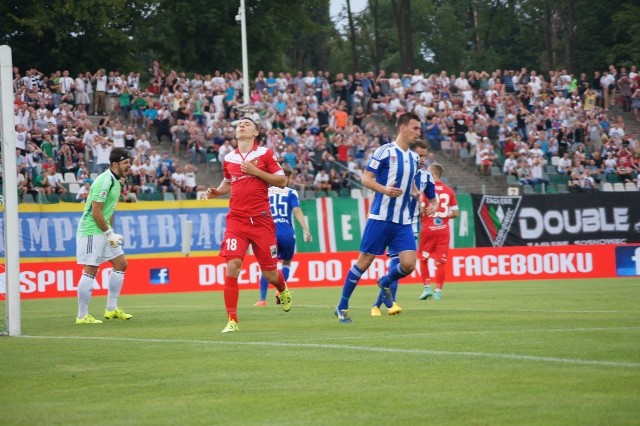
413,140,429,150
397,112,421,128
109,148,130,164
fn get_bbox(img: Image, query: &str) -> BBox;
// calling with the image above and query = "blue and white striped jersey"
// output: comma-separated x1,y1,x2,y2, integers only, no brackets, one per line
366,142,419,224
410,168,436,235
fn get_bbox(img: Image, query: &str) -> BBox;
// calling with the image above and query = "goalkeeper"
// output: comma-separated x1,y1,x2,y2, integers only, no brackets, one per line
74,148,133,324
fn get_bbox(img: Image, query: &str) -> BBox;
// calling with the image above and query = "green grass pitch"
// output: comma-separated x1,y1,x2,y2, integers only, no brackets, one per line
1,278,639,425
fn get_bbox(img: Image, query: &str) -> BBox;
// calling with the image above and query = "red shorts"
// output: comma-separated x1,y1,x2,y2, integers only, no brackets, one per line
417,229,450,264
220,213,278,271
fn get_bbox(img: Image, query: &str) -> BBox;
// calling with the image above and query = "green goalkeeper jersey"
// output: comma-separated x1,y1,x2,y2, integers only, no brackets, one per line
76,170,122,237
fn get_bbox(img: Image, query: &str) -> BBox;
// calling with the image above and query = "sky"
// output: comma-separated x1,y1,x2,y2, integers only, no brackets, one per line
330,0,368,21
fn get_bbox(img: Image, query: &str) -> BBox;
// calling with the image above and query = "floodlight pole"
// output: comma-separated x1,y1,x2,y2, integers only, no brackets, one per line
237,0,250,106
0,45,21,336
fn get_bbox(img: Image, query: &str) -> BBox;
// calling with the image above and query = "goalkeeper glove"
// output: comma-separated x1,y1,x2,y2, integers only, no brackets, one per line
104,229,124,248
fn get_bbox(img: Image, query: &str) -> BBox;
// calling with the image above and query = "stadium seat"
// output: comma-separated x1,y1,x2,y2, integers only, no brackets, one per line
613,183,625,192
63,172,77,183
315,190,327,198
139,192,152,201
303,190,316,200
90,173,99,180
163,192,176,201
491,166,502,176
205,153,219,171
441,140,453,150
523,185,535,194
459,148,470,158
551,174,568,185
551,156,560,166
151,192,164,201
196,190,208,200
545,165,557,175
68,183,81,194
606,173,620,184
350,188,363,199
624,182,637,192
43,193,60,204
61,193,76,203
600,182,614,192
338,188,350,197
327,190,338,197
556,184,569,193
506,175,519,186
22,194,36,204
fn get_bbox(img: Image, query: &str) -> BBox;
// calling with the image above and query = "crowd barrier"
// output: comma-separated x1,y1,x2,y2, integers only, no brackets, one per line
1,192,638,298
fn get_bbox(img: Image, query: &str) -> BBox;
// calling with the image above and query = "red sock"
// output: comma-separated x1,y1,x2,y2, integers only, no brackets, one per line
420,258,431,286
435,263,446,290
224,276,239,322
275,269,287,293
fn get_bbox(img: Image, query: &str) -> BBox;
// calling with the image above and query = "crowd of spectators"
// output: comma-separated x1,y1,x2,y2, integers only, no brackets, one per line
7,61,640,203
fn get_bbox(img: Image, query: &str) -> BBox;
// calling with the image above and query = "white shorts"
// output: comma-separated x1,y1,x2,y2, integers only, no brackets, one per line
76,234,124,266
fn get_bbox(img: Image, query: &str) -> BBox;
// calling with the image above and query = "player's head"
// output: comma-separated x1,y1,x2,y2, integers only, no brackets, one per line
235,117,259,141
428,163,444,179
412,139,429,167
397,112,422,141
109,148,131,178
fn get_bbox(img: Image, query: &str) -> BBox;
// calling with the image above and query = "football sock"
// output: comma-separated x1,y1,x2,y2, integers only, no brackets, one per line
386,263,409,284
390,279,399,301
420,258,431,285
224,276,239,322
282,265,291,281
106,270,125,311
259,276,268,301
388,256,400,300
274,269,287,293
435,263,445,290
77,272,95,318
339,265,363,310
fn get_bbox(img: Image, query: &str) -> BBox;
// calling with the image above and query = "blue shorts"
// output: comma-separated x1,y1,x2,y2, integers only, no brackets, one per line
276,232,296,261
360,220,416,256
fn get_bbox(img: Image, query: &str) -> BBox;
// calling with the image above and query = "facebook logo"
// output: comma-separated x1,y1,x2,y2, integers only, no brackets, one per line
615,246,640,277
150,268,170,285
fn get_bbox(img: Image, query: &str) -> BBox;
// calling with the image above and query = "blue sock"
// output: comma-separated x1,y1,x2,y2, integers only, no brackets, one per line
282,265,290,281
390,279,398,301
338,265,363,310
387,263,409,284
259,276,268,301
388,256,400,300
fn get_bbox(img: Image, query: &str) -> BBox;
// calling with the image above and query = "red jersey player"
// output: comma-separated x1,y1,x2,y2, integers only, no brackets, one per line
206,117,292,333
418,163,459,300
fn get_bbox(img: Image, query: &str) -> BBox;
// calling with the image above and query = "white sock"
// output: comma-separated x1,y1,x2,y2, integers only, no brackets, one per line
77,273,95,319
106,270,125,311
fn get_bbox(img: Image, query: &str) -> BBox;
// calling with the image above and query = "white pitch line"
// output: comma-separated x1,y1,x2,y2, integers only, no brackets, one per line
19,335,640,369
304,326,640,341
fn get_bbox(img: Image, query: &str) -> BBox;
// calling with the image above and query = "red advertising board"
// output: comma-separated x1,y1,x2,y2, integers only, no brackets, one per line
10,244,619,299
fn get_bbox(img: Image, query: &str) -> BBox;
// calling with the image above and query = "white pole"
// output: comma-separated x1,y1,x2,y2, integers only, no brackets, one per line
240,0,250,106
181,220,193,256
0,45,21,336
